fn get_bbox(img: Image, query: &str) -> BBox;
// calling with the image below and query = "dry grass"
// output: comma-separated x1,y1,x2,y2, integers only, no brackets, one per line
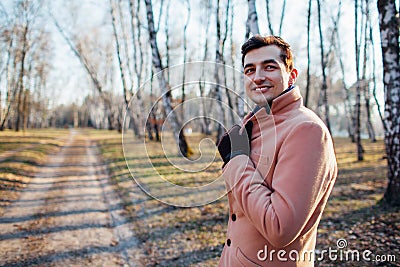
91,130,227,266
317,138,399,266
93,130,399,266
0,129,69,216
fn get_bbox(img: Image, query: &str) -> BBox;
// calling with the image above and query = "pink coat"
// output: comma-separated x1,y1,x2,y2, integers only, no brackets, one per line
218,86,337,266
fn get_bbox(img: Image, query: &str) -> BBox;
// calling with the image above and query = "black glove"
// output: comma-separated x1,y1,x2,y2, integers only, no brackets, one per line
217,121,253,167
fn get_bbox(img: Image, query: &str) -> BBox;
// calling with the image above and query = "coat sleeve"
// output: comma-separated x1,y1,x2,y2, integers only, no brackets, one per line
222,121,337,248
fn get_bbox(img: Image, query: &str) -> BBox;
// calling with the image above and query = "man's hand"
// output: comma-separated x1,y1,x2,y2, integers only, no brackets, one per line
217,121,253,167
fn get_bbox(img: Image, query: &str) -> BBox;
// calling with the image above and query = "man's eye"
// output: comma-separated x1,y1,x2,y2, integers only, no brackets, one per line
244,68,254,74
266,65,276,70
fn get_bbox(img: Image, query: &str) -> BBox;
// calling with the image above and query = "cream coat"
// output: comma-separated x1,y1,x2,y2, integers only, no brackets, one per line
218,86,337,266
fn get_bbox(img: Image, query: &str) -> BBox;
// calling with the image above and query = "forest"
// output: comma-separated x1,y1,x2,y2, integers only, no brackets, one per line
0,0,399,265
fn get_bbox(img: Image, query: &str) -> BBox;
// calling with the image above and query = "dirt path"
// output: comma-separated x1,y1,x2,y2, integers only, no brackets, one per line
0,130,143,266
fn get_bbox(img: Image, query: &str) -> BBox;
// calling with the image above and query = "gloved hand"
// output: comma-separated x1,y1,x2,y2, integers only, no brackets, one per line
217,121,253,167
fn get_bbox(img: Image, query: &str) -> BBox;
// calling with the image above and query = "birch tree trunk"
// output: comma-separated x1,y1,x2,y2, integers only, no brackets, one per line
316,0,332,133
22,89,29,130
109,0,141,135
362,1,376,142
214,0,227,143
164,0,171,82
1,26,17,130
109,0,129,128
304,0,312,107
15,24,28,132
247,0,260,36
377,0,400,206
354,0,364,160
181,0,190,121
144,0,190,158
221,0,236,126
129,0,146,138
228,2,242,119
199,0,212,135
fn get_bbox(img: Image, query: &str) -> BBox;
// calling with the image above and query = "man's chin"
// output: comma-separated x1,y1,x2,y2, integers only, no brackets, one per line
252,98,270,107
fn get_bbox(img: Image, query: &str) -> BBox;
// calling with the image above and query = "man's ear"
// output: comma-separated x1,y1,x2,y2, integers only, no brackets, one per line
289,68,298,86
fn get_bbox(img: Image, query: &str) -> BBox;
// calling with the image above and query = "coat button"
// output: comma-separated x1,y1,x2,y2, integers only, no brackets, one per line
227,239,231,246
231,213,236,221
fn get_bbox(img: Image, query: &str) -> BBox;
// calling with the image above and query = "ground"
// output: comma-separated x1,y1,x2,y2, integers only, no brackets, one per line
0,129,399,266
0,129,145,266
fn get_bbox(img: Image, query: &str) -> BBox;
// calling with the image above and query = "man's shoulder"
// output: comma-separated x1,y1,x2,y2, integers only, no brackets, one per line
287,106,330,135
290,106,325,124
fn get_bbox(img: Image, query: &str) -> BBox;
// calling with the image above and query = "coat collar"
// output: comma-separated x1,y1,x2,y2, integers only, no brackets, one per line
243,86,303,125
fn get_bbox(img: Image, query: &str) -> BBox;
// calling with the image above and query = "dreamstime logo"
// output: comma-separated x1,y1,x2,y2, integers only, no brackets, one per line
257,238,397,263
336,238,347,249
122,62,275,207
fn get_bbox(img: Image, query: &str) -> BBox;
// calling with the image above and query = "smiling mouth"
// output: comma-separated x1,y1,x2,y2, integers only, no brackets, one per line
254,86,272,93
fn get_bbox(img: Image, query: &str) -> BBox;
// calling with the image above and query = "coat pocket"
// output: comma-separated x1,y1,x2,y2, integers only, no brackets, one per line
236,247,262,267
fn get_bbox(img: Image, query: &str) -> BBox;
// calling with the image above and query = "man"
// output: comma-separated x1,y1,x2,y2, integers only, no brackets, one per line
217,35,337,266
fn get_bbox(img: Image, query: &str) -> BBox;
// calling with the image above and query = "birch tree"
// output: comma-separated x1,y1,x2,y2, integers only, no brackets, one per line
109,0,143,135
199,0,212,135
354,0,364,160
229,1,243,118
144,0,191,157
316,0,332,133
221,0,236,126
304,0,312,107
109,0,129,132
14,1,35,131
361,0,376,142
0,22,18,130
181,0,190,121
129,0,151,138
214,0,227,143
246,0,259,37
377,0,400,206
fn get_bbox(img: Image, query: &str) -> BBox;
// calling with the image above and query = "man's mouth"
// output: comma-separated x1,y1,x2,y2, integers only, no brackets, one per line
254,86,272,93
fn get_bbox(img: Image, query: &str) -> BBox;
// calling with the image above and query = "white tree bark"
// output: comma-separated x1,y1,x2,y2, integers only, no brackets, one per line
378,0,400,205
247,0,259,35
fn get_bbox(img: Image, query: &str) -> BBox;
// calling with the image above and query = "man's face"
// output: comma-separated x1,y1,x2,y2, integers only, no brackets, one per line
243,45,296,106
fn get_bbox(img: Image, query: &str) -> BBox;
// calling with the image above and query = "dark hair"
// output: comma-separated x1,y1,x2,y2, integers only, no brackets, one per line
241,35,294,72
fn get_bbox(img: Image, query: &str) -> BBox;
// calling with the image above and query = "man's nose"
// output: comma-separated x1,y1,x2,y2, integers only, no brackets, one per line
253,68,266,84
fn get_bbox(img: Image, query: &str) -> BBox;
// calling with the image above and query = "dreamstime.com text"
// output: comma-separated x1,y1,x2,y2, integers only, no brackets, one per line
257,239,396,263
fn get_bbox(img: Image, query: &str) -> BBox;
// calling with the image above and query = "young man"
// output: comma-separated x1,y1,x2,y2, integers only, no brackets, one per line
217,35,338,266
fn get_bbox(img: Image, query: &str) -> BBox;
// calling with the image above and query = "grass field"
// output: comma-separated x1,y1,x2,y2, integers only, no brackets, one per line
1,128,399,266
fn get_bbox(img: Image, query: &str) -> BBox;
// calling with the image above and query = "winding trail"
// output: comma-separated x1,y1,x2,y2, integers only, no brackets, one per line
0,130,143,266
